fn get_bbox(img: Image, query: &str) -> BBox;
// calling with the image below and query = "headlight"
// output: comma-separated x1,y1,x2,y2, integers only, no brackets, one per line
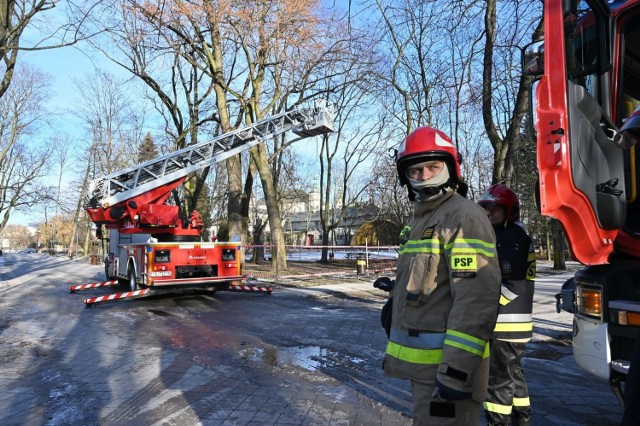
576,285,602,319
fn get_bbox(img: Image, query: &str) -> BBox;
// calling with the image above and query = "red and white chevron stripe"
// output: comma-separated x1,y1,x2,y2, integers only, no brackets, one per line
83,289,150,306
228,284,272,293
68,280,118,293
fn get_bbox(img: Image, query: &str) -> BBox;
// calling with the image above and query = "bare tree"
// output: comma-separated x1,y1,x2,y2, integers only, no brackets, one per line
482,0,543,185
316,68,386,262
74,70,144,177
80,0,358,272
369,153,412,229
0,1,104,99
0,223,33,249
49,134,74,252
0,64,51,231
72,70,146,255
371,0,494,197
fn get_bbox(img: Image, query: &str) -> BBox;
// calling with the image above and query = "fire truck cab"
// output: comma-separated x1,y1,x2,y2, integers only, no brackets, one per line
524,0,640,404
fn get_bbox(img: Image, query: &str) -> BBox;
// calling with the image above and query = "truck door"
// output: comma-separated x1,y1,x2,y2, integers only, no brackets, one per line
537,0,624,265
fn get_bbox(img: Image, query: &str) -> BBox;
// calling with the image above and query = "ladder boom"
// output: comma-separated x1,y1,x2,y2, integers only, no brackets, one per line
84,100,334,210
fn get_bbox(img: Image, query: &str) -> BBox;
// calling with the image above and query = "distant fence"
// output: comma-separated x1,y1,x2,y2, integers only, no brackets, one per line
243,244,399,250
243,244,399,261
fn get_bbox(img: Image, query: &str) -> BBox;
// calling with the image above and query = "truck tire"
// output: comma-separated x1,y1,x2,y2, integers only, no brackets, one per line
127,266,138,292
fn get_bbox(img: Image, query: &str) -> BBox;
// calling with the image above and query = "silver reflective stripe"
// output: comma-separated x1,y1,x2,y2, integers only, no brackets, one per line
390,327,446,349
497,313,532,323
500,283,518,300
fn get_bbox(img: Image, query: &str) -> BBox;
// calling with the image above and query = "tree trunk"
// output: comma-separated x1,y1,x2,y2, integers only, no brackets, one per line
251,218,266,264
551,219,567,270
226,154,247,245
251,144,287,272
83,219,92,258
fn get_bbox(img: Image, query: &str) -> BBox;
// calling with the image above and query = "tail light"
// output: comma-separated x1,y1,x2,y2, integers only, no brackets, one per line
154,250,171,263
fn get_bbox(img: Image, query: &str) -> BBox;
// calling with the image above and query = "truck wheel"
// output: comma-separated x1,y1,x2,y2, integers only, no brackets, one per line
127,266,138,292
104,258,111,280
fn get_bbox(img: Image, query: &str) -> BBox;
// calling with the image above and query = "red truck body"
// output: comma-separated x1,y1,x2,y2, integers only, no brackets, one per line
530,0,640,405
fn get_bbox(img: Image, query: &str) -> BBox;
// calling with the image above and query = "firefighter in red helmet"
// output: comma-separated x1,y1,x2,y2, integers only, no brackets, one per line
479,184,536,426
383,126,501,425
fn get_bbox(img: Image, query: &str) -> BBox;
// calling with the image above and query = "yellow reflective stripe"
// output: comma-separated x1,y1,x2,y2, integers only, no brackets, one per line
444,329,487,357
445,238,495,257
513,397,531,407
494,322,533,332
499,294,510,305
386,341,443,364
399,239,444,255
527,252,536,261
483,401,513,415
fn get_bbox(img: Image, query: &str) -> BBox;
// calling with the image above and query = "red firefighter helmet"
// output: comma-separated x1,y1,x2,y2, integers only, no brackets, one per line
396,126,461,191
478,184,520,222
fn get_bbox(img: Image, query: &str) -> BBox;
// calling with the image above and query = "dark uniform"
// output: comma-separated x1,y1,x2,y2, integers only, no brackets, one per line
483,220,536,426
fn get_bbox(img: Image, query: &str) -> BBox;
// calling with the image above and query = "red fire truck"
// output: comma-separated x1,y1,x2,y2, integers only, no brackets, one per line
524,0,640,405
74,101,334,305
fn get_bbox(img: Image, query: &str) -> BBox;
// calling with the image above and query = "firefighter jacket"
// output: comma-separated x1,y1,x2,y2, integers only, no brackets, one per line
384,190,501,402
493,221,536,342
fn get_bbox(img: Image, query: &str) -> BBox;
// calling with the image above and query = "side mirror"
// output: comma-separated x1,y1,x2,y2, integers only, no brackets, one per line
613,106,640,149
522,40,544,76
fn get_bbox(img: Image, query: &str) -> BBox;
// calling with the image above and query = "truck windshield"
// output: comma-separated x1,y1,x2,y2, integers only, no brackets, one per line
619,12,640,218
619,15,640,125
564,0,605,99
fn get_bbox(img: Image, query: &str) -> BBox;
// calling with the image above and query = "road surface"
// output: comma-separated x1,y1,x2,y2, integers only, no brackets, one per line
0,253,623,425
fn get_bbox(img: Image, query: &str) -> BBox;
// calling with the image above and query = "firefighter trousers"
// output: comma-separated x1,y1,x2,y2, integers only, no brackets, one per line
410,380,481,425
484,340,531,426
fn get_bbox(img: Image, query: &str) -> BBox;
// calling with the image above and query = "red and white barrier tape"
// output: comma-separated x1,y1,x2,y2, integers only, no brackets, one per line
244,244,399,250
247,266,396,280
69,280,118,292
229,284,272,293
84,289,150,305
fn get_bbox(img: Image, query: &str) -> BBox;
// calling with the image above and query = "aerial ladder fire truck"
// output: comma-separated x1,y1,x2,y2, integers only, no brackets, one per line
523,0,640,406
70,100,334,306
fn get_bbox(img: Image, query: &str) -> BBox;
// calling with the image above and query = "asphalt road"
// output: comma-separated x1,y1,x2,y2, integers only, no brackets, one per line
0,254,624,425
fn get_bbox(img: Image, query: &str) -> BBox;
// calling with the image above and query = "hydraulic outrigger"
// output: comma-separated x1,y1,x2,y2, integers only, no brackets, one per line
68,279,273,307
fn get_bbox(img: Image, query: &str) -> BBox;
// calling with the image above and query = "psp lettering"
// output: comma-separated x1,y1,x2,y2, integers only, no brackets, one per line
455,257,473,267
451,254,477,271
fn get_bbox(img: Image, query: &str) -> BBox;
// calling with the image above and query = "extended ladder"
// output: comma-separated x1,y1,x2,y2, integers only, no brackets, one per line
84,100,334,210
